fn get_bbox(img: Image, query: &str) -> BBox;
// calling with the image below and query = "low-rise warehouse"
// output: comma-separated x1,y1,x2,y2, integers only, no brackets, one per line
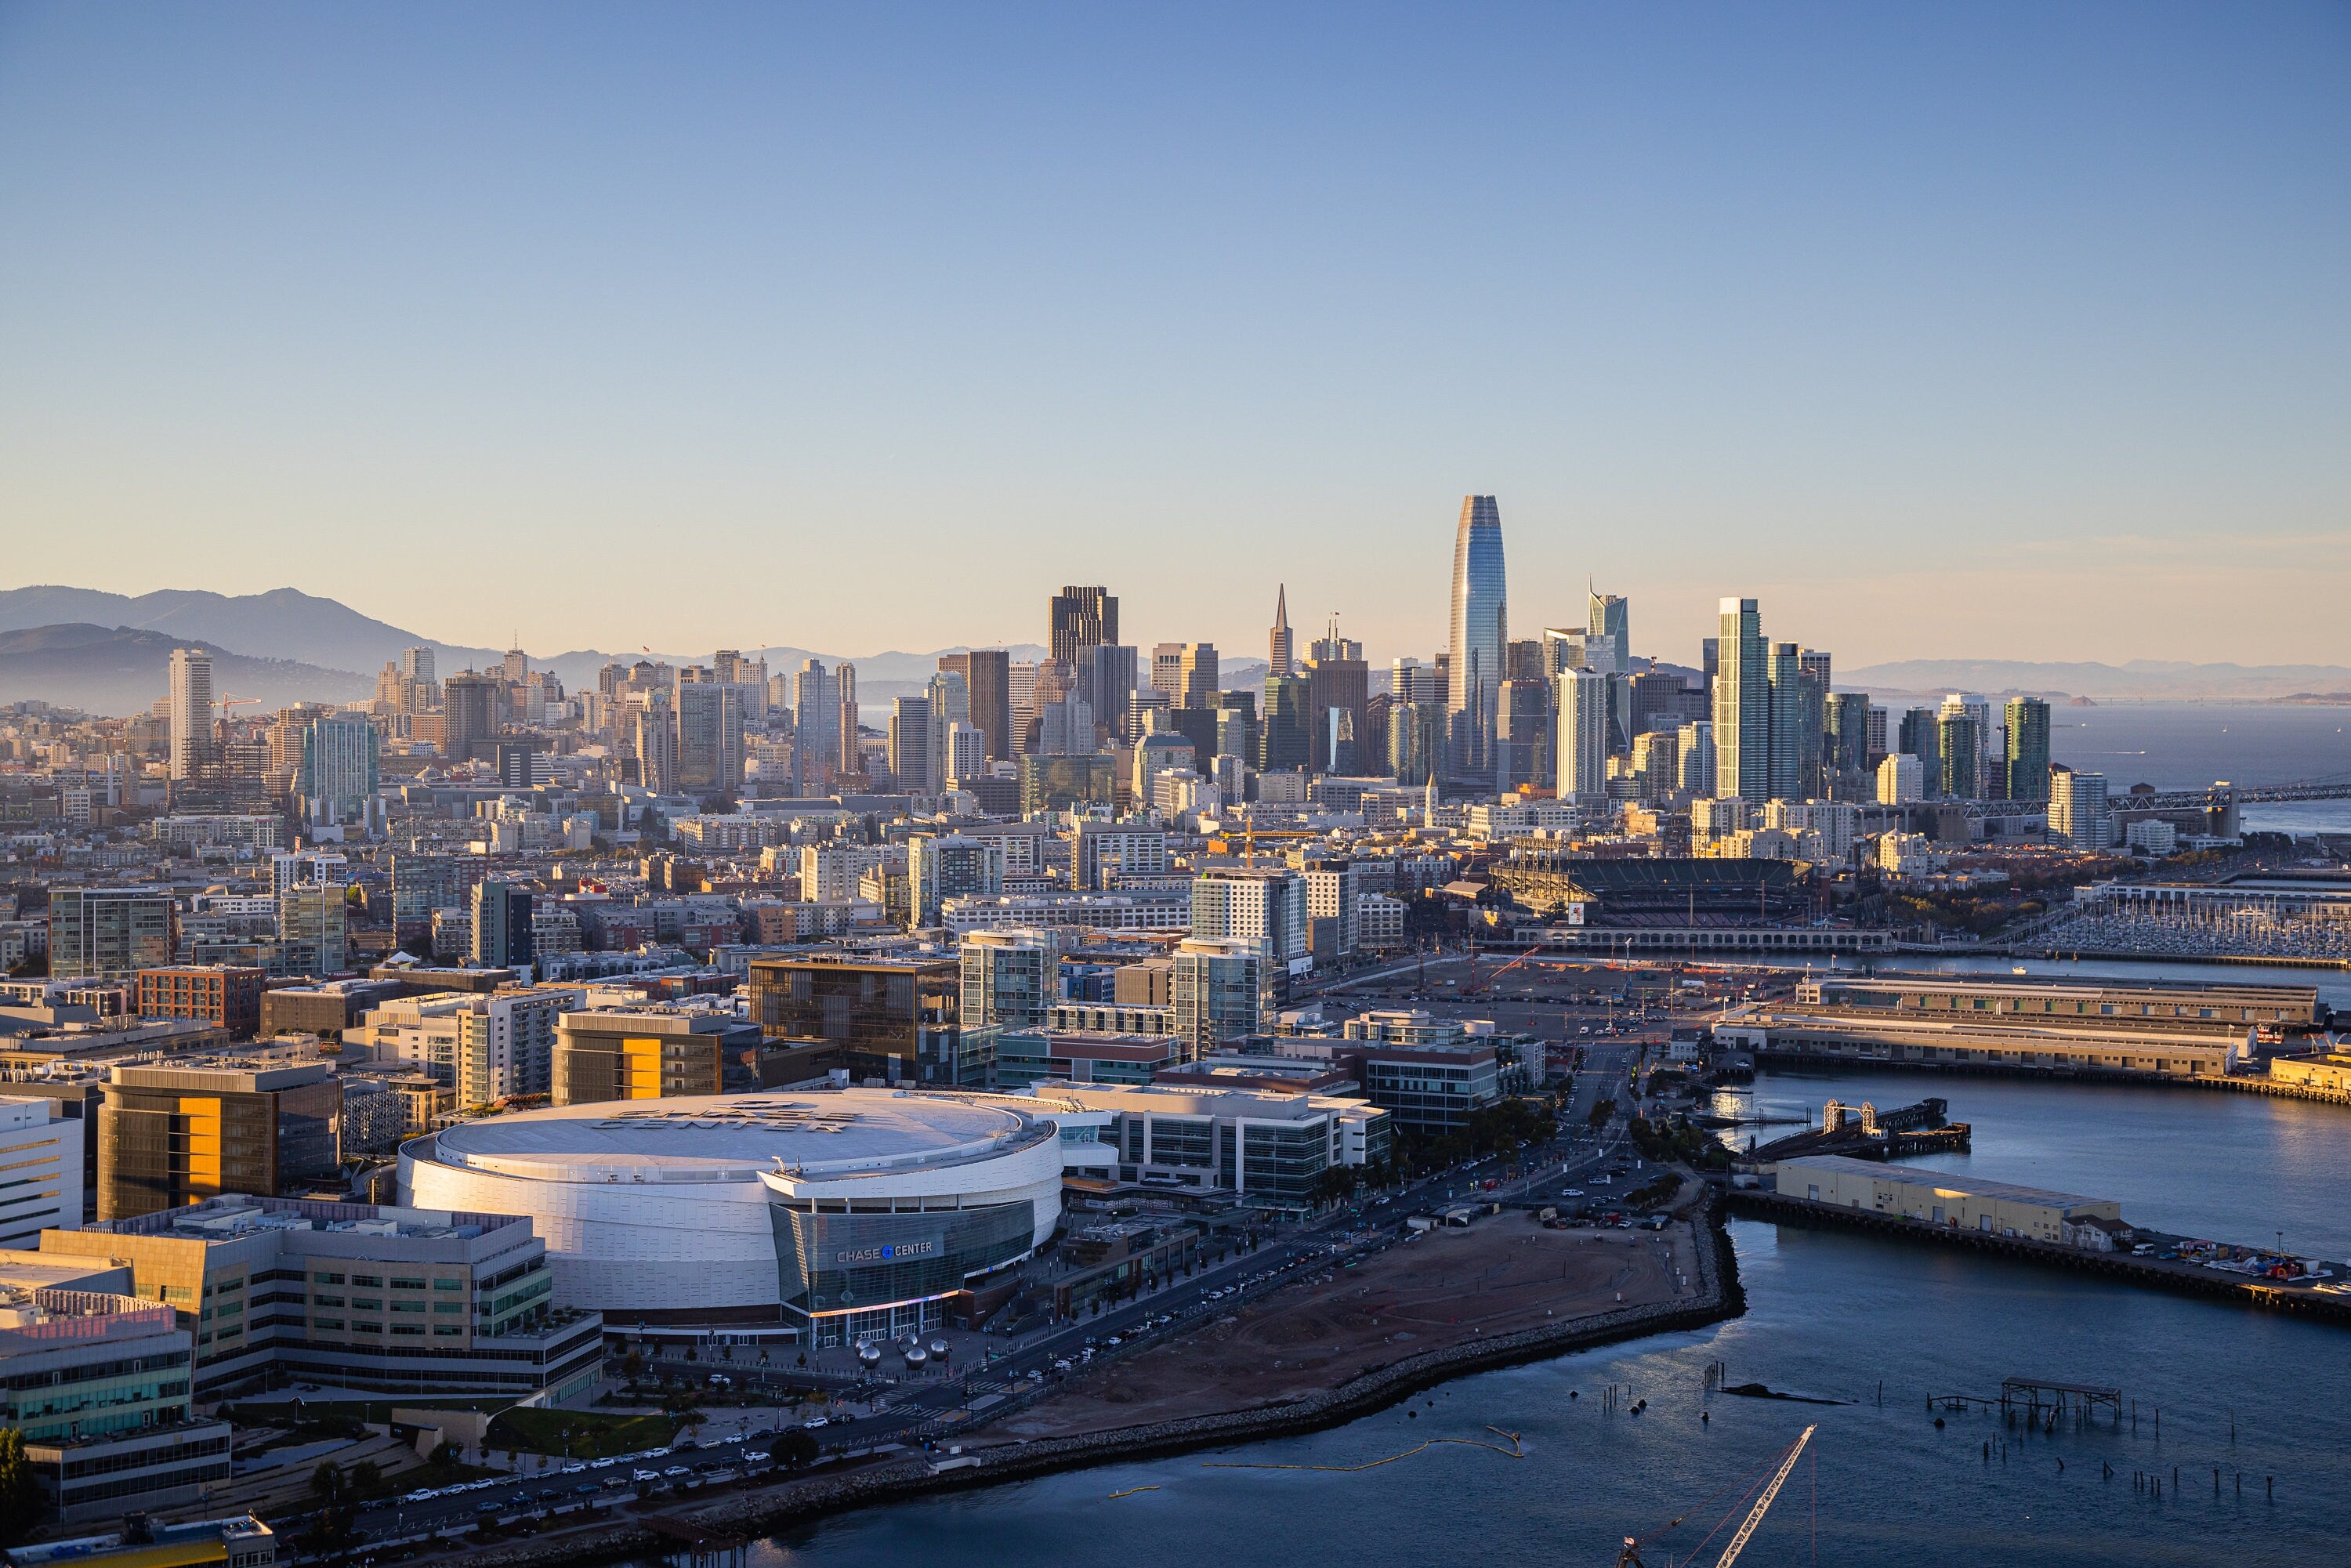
1727,1011,2251,1078
1770,1154,2123,1246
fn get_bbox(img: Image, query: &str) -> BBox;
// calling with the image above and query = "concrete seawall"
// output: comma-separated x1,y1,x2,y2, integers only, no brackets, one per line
437,1195,1747,1568
1726,1190,2351,1324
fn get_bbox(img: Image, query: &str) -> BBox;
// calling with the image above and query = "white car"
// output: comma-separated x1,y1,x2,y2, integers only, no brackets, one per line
404,1489,435,1502
632,1470,659,1483
803,1415,830,1429
744,1450,770,1464
561,1463,586,1474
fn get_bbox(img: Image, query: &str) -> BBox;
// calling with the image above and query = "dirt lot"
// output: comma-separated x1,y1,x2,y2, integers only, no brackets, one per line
995,1214,1696,1439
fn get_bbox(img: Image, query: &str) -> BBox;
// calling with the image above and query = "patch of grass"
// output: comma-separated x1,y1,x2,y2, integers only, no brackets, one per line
484,1408,675,1458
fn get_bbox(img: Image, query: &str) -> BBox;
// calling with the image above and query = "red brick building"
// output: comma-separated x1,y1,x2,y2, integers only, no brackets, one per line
136,965,265,1039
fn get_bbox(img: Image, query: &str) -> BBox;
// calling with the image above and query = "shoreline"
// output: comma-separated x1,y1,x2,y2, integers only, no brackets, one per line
404,1194,1747,1568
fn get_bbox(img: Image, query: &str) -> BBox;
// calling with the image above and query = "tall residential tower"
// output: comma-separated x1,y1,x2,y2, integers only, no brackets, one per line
1712,598,1770,802
167,647,213,782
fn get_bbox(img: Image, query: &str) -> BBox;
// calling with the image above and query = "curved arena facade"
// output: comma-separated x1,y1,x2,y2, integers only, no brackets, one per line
400,1090,1063,1345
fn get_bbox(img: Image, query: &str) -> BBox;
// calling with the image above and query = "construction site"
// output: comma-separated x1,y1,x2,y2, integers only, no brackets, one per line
995,1209,1697,1439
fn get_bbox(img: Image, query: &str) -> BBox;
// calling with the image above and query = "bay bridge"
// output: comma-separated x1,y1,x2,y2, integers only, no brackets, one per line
2127,773,2351,812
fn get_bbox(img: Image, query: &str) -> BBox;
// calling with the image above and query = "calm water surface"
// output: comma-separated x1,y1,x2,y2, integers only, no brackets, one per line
2043,701,2351,793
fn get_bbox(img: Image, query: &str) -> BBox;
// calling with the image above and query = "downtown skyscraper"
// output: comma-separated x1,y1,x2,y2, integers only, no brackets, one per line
1447,495,1507,784
1049,585,1118,666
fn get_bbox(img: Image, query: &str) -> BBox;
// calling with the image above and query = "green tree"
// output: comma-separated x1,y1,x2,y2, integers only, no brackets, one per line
0,1429,47,1546
777,1429,820,1470
300,1462,356,1562
349,1459,382,1496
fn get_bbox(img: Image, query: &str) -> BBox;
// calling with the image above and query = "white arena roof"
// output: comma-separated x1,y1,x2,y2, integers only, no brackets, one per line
426,1091,1047,1185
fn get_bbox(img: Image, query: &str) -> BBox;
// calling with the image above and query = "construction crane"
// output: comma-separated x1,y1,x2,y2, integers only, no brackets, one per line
1714,1424,1814,1567
1617,1424,1815,1568
1205,824,1325,864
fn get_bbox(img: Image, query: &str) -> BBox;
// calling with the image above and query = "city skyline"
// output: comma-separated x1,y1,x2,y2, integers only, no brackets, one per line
2,6,2343,663
3,9,2349,1560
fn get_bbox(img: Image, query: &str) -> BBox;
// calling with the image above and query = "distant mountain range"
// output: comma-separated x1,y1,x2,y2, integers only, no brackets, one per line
0,625,374,715
1839,659,2351,701
0,585,1068,715
0,583,1060,695
0,585,499,678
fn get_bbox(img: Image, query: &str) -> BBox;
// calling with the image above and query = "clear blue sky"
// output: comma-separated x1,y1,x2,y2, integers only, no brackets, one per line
1,3,2343,669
